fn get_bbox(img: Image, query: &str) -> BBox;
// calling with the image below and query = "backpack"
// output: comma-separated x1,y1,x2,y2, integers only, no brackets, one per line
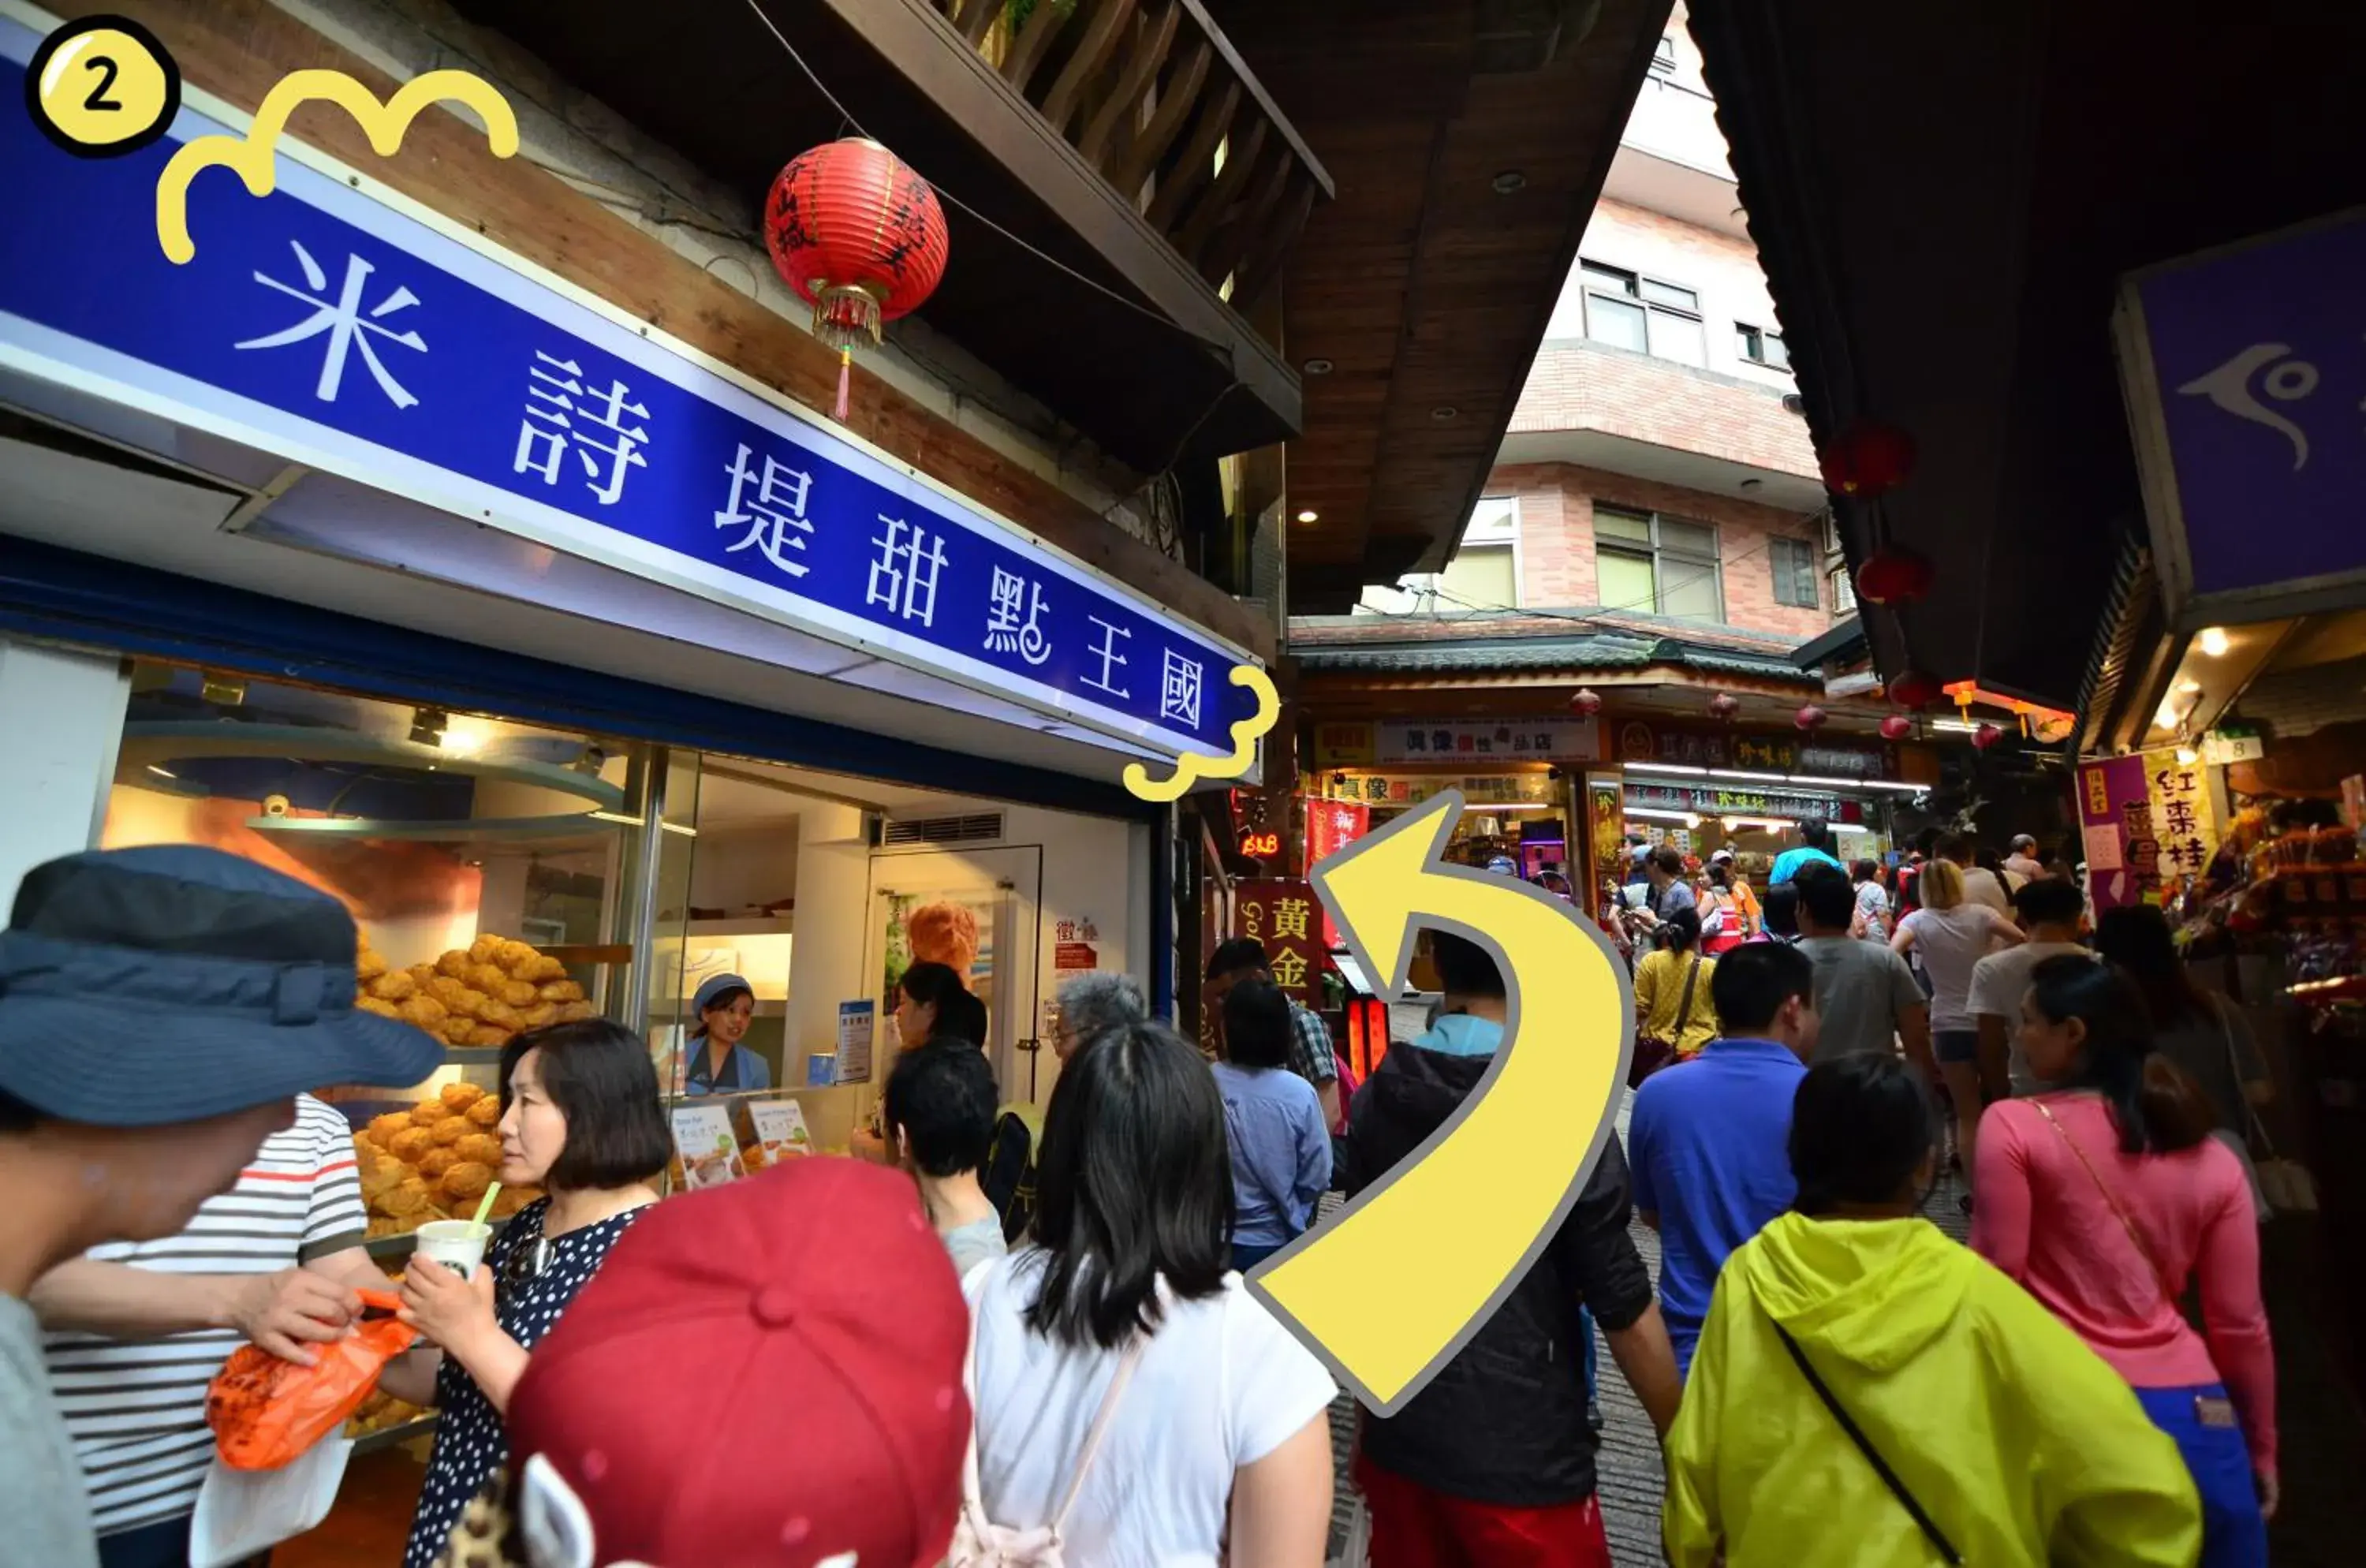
946,1318,1144,1567
1330,1044,1361,1136
983,1103,1043,1245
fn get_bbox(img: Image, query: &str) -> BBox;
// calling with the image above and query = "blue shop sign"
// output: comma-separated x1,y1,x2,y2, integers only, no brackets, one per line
0,23,1250,760
2115,206,2366,629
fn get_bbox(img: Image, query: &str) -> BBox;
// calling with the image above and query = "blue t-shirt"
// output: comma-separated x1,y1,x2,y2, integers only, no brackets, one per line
1768,846,1845,886
1627,1036,1806,1378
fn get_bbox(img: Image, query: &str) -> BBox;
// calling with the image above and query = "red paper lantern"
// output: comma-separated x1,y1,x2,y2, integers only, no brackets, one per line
1886,669,1942,711
1794,704,1829,732
1707,693,1741,722
1973,722,2005,751
1569,688,1603,717
763,139,950,420
1819,420,1917,499
1854,547,1935,606
1879,714,1913,741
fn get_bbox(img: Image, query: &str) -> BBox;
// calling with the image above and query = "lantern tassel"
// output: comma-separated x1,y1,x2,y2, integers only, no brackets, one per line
834,347,851,423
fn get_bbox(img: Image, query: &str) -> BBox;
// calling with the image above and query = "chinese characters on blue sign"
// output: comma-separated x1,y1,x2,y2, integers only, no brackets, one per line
0,37,1250,758
2118,208,2366,623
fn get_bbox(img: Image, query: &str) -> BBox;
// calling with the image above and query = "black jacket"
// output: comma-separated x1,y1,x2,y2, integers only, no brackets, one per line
1342,1032,1653,1507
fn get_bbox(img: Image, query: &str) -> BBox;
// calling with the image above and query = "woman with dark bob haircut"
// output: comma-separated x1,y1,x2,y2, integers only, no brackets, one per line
961,1021,1337,1565
1973,957,2276,1566
387,1018,666,1567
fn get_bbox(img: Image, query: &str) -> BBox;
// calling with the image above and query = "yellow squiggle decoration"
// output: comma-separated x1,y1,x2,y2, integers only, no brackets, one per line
1124,663,1280,803
155,69,520,263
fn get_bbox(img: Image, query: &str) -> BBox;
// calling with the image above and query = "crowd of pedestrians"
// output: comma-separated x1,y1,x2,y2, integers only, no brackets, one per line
0,831,2285,1568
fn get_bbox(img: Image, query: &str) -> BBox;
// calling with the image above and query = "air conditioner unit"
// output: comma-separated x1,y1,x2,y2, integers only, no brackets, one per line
879,812,1006,848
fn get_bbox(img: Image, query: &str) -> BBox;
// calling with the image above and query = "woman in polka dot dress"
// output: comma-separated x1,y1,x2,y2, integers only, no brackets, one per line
382,1019,669,1568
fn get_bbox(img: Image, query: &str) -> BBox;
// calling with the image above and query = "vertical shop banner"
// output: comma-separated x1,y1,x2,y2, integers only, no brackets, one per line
0,26,1253,762
1587,777,1625,897
2142,749,2222,883
669,1103,745,1190
2077,756,2159,912
1304,800,1370,950
1235,879,1323,1005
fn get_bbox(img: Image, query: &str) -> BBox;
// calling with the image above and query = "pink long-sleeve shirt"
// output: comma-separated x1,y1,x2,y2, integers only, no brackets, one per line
1972,1091,2277,1477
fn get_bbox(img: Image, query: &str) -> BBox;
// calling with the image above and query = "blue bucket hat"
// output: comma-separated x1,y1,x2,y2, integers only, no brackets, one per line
0,845,446,1127
689,972,753,1036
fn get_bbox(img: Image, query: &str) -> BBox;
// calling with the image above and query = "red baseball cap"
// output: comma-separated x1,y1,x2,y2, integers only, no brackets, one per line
502,1158,972,1568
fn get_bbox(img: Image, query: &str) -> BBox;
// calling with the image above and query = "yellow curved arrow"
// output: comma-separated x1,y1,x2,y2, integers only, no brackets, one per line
1247,790,1633,1415
155,69,520,263
1121,663,1279,803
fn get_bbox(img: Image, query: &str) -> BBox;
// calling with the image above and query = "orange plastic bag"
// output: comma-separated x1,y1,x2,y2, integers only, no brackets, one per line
207,1288,420,1471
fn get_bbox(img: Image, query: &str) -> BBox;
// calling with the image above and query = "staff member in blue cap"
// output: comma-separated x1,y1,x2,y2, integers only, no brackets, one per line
683,973,768,1096
0,844,445,1568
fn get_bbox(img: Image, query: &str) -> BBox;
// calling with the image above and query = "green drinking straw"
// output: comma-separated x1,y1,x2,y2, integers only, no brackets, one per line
469,1182,502,1231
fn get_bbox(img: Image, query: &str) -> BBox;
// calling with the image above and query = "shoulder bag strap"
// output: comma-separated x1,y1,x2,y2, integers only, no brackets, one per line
2028,1098,2176,1304
958,1286,1148,1540
1772,1322,1961,1564
2212,1000,2281,1158
1047,1338,1146,1535
1672,954,1701,1041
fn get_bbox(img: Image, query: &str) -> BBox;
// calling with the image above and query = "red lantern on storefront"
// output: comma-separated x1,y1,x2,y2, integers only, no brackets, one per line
1707,692,1741,722
1569,687,1603,718
763,139,950,421
1794,704,1829,731
1973,722,2005,751
1879,714,1913,741
1819,420,1917,498
1887,669,1942,711
1854,547,1935,606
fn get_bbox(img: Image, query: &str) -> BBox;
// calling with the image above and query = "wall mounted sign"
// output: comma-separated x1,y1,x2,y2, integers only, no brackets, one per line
1304,797,1369,949
1233,879,1321,1000
2115,206,2366,629
1622,782,1863,824
1327,772,1556,808
1614,720,1895,778
1320,719,1602,767
0,21,1252,762
1238,831,1282,859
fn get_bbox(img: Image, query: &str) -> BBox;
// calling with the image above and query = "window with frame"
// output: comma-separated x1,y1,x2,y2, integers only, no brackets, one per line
1649,33,1677,75
1357,496,1521,615
1574,261,1707,367
1737,323,1790,370
1831,563,1858,613
1770,536,1822,610
1593,506,1722,621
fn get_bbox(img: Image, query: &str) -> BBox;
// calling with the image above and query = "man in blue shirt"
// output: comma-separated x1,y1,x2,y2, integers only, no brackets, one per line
1767,817,1847,886
1628,941,1820,1377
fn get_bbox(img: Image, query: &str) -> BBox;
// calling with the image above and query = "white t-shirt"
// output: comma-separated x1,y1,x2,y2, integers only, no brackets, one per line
1967,941,2099,1092
1960,865,2014,917
1899,904,2020,1032
965,1252,1337,1568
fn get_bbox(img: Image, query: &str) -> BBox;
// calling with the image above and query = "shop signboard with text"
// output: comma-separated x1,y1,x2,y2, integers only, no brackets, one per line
1233,879,1323,1005
2116,206,2366,629
0,23,1252,764
1613,719,1896,778
1319,719,1603,767
2077,756,2159,913
1328,772,1556,808
1623,782,1862,824
1304,798,1369,949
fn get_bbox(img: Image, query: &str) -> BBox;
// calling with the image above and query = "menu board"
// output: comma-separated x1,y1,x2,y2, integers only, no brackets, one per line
745,1098,812,1163
669,1103,745,1190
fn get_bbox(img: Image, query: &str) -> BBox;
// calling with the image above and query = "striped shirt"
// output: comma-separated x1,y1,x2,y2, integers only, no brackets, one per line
43,1094,366,1536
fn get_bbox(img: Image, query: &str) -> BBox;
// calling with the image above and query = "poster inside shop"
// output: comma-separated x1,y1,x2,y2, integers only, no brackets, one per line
1318,719,1604,767
1054,916,1101,974
879,888,1002,1058
1305,799,1370,948
835,999,875,1085
745,1098,813,1163
669,1103,745,1190
1233,879,1322,1001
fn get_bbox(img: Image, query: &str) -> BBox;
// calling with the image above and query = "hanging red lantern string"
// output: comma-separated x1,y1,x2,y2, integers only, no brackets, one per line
1972,722,2005,751
1569,688,1603,717
1819,420,1917,499
1794,704,1829,732
1854,547,1935,607
1707,693,1741,722
1879,715,1913,741
763,138,950,423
